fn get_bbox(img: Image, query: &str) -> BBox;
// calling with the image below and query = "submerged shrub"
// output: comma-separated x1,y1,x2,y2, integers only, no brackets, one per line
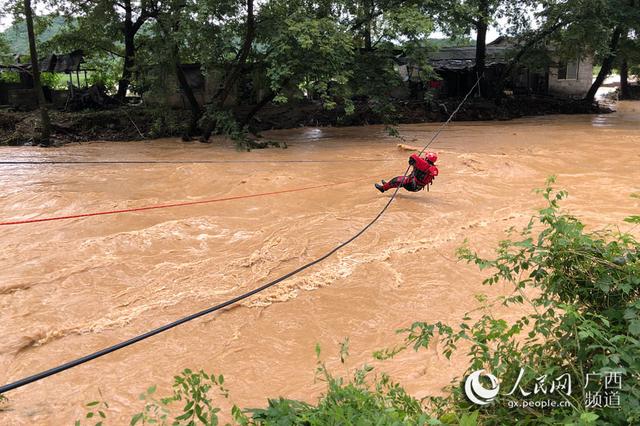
199,108,251,151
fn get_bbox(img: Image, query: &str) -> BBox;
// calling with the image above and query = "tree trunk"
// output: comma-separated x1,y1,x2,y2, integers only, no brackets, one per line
620,58,630,100
363,0,373,50
214,0,254,107
24,0,51,145
175,61,202,138
473,0,490,97
241,91,277,127
241,77,291,127
474,23,487,74
116,0,135,101
585,26,623,103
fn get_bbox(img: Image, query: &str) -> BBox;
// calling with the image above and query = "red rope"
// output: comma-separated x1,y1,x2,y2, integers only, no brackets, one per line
0,177,374,226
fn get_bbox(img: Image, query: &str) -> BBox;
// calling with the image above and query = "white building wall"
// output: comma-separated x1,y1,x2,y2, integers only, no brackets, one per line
548,56,593,98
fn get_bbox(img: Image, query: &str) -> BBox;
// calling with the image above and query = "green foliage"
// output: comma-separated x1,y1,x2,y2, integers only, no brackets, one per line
248,373,432,425
0,70,20,83
128,369,231,426
40,72,68,89
0,14,67,55
339,337,350,364
76,347,445,425
166,369,228,425
258,2,355,110
428,37,474,48
0,33,12,62
84,57,122,89
44,17,124,91
199,107,251,150
395,177,640,424
248,345,437,425
350,48,401,119
75,391,109,426
543,0,640,64
0,393,8,411
430,0,537,40
148,107,190,139
130,384,171,425
625,216,640,224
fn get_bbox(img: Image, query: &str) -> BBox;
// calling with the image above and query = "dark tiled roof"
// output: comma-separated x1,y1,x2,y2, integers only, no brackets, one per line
429,46,512,70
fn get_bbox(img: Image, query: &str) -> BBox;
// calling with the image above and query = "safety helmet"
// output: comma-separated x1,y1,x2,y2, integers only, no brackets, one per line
425,152,438,164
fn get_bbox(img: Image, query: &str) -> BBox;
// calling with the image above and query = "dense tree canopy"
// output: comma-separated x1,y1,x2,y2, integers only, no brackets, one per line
2,0,639,137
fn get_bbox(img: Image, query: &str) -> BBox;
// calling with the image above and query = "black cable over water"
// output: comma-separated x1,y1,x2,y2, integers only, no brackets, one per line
0,77,480,395
419,79,480,156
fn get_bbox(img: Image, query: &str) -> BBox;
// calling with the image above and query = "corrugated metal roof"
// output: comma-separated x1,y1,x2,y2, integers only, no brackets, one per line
50,50,84,73
0,50,85,73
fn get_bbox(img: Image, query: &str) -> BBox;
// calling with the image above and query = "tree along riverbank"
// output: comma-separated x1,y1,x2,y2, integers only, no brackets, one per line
0,96,610,147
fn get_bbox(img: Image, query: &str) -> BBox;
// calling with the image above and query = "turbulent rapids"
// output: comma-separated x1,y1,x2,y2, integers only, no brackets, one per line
0,103,639,424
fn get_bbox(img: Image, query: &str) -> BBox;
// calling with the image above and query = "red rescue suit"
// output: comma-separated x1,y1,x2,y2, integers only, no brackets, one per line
379,154,439,192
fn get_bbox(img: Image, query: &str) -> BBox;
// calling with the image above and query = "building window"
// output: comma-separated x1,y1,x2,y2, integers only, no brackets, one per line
558,59,579,80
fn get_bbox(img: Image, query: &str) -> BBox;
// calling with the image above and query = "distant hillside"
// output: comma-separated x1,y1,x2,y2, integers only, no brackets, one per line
1,15,66,55
0,18,472,58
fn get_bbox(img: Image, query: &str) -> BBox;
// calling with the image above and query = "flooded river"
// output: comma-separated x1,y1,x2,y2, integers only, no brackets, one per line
0,103,638,424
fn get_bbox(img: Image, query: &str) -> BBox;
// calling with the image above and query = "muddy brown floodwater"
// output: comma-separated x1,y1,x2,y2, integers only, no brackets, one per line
0,103,639,425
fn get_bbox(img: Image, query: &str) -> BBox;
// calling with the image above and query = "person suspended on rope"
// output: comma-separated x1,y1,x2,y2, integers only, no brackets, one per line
375,152,438,193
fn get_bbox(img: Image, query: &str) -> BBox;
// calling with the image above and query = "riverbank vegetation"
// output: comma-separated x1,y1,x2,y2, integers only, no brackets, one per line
0,95,605,147
59,180,639,424
1,0,639,146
